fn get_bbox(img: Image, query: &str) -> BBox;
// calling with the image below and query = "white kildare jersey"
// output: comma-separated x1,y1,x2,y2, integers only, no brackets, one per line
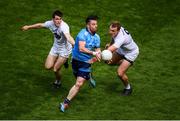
43,20,72,57
113,27,139,61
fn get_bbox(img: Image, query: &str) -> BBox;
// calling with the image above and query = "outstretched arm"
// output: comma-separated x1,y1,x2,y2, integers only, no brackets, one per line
64,33,75,46
21,23,44,31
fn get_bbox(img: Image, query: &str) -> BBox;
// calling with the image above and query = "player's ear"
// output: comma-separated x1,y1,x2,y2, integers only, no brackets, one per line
86,23,90,28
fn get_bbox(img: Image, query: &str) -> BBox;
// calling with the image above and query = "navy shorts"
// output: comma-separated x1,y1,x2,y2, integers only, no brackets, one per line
72,59,91,80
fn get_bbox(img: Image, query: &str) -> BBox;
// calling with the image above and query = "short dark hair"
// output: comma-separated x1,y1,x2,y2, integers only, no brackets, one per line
86,15,98,24
52,10,63,18
110,21,121,31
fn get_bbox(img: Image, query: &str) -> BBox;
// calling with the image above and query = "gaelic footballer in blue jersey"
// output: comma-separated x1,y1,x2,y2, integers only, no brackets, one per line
60,15,101,112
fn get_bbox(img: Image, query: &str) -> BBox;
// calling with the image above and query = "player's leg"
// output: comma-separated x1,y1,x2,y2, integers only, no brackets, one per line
60,76,86,112
117,59,132,96
44,54,57,70
67,76,86,100
89,72,96,88
53,56,67,87
63,58,69,69
45,47,58,69
107,51,123,65
60,59,90,112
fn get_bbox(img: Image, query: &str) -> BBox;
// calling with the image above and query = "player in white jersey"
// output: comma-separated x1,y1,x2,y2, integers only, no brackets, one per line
21,10,75,88
106,21,139,96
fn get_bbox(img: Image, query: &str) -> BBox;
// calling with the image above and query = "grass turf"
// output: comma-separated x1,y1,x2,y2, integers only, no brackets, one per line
0,0,180,119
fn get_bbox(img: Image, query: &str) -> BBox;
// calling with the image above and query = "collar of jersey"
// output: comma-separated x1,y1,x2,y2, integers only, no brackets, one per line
86,27,96,36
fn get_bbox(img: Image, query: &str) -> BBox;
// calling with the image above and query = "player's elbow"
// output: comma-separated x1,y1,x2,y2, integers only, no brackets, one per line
35,23,44,28
79,47,85,52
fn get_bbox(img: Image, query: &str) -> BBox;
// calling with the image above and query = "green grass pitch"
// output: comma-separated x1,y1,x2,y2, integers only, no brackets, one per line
0,0,180,119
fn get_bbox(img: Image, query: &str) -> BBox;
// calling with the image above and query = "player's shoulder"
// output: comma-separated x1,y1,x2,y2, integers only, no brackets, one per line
61,21,69,28
43,20,54,28
76,29,89,40
44,20,53,25
79,28,88,35
115,27,125,39
94,33,100,40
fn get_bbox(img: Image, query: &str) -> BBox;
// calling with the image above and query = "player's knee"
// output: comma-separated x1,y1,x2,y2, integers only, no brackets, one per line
45,64,52,70
75,84,81,90
53,68,58,72
75,82,83,89
117,71,124,78
53,66,60,72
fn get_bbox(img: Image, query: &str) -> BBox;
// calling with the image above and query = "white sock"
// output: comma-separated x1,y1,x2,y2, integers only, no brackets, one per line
125,84,131,89
55,80,61,84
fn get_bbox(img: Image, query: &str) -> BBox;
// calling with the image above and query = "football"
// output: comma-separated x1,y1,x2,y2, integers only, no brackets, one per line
101,50,112,61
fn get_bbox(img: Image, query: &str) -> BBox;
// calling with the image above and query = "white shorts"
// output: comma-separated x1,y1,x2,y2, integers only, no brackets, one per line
116,48,139,62
49,46,72,58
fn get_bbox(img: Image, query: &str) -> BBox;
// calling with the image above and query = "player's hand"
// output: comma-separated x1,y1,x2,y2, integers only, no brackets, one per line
96,52,101,61
92,51,101,62
21,25,29,31
107,59,112,64
88,57,98,64
104,60,112,65
105,43,110,49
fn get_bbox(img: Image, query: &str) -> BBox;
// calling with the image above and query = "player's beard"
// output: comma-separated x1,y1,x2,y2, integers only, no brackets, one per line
90,27,97,35
55,23,60,27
